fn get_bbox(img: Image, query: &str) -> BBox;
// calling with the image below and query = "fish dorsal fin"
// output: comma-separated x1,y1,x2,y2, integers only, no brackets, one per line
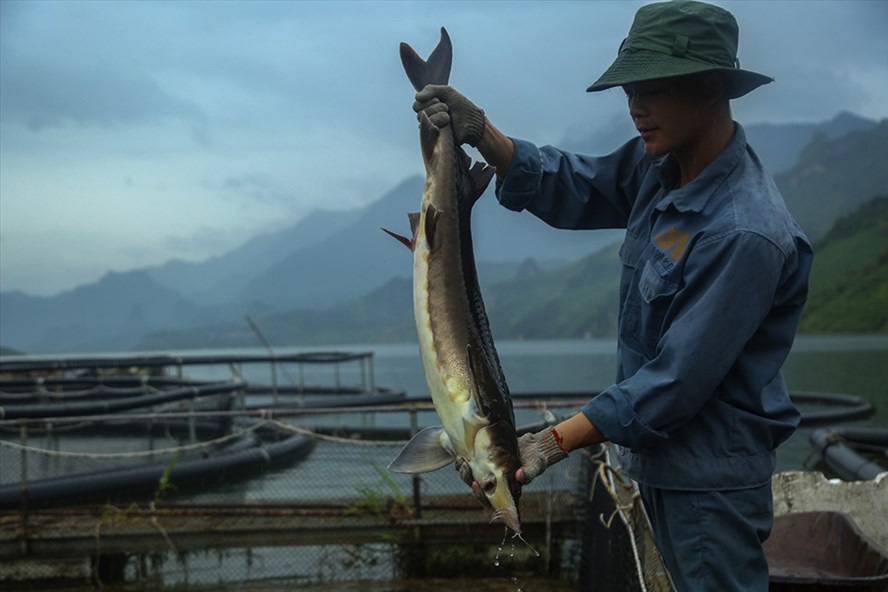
388,426,455,474
399,27,452,91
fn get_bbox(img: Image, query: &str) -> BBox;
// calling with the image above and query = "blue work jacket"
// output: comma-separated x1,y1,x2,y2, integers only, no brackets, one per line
496,124,813,490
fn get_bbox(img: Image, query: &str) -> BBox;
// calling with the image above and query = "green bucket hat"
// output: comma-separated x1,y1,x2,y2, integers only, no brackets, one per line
587,0,772,99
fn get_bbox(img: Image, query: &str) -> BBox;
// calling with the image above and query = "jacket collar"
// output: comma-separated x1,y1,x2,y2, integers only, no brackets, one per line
652,122,746,213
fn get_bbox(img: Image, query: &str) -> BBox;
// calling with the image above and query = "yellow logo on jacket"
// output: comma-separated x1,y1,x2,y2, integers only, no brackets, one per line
655,227,690,260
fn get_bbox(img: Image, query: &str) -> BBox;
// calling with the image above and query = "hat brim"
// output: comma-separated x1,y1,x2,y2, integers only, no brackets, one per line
587,49,773,99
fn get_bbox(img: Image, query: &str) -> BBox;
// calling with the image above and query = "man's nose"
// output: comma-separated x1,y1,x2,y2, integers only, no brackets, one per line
628,95,647,119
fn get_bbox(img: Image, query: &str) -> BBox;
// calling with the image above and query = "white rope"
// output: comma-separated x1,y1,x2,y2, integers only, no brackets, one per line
0,422,265,459
266,419,405,446
1,384,160,400
599,447,649,592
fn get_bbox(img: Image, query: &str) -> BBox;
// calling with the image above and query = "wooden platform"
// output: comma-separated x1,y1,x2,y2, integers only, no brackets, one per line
0,491,582,559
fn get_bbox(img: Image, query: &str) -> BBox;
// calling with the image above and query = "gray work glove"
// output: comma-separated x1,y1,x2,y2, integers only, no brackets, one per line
454,428,568,491
454,456,487,505
413,85,486,147
515,428,568,484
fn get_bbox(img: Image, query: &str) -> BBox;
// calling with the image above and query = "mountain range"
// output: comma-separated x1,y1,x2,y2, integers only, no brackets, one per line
798,195,888,333
136,114,888,349
1,111,884,353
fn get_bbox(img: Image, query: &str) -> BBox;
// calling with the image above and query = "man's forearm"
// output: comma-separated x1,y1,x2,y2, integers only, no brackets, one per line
476,119,515,179
556,412,606,452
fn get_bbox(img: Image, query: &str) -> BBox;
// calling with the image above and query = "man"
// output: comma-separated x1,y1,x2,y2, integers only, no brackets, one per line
416,1,813,590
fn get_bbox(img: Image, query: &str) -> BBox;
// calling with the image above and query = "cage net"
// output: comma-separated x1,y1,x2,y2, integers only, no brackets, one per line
0,363,669,591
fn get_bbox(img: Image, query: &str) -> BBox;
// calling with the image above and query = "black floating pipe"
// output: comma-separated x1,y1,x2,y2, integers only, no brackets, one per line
791,391,875,425
810,427,887,481
0,380,244,420
0,351,371,374
0,432,315,510
0,375,202,395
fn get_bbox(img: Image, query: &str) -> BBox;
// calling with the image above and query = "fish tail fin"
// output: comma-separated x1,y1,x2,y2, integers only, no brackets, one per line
400,27,452,91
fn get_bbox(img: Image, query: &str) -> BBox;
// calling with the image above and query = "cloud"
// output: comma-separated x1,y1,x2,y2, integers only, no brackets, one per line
203,174,294,206
0,2,204,132
1,0,885,298
0,56,202,131
165,225,248,257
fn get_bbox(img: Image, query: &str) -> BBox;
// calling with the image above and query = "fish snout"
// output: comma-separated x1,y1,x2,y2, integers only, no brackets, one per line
490,506,522,534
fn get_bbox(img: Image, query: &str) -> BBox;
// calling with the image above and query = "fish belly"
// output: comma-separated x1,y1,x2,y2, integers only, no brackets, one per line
413,201,486,459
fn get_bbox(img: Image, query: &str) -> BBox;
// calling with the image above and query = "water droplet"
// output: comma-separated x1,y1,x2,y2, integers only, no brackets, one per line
513,531,541,557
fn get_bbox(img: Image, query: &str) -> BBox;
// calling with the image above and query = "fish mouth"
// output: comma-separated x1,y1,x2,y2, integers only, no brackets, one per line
489,506,522,534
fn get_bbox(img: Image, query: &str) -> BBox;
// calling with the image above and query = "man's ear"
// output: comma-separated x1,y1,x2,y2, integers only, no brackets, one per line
703,72,727,105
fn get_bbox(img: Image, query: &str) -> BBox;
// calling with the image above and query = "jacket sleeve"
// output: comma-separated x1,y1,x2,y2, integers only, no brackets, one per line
495,137,648,230
582,230,790,449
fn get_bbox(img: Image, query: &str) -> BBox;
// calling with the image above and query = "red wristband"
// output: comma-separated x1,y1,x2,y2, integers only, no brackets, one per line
551,427,566,452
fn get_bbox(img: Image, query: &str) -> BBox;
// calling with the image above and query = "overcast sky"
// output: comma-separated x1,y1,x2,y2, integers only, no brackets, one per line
1,0,886,296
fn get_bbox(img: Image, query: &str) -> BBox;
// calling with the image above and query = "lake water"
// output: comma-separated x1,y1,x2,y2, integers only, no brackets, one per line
160,334,887,473
5,335,884,484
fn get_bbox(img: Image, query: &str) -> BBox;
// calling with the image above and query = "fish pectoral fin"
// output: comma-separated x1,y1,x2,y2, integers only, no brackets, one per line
381,227,415,251
388,426,455,474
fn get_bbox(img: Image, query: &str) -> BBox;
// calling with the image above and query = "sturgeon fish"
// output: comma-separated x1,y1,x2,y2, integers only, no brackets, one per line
385,28,523,533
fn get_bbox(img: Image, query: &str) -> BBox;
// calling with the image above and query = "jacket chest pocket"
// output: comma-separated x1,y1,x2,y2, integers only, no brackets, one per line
638,259,680,356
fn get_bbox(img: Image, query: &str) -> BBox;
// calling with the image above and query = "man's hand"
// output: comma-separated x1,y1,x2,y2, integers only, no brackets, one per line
413,85,486,147
454,456,487,505
515,428,569,484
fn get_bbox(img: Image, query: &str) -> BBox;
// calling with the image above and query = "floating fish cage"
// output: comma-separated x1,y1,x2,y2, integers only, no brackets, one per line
0,353,673,590
1,353,884,590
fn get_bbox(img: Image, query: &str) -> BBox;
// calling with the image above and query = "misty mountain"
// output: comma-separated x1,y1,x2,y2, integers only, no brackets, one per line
147,207,362,304
559,116,638,155
137,276,416,350
745,111,876,174
776,119,888,241
234,175,622,312
136,242,626,350
134,116,888,350
799,195,888,333
139,192,888,351
560,111,876,175
5,112,884,354
486,243,623,340
0,271,211,353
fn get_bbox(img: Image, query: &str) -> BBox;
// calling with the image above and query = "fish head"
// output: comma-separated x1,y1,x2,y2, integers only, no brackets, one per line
470,420,523,534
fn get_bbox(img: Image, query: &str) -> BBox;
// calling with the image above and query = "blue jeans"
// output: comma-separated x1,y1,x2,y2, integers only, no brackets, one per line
638,482,773,591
